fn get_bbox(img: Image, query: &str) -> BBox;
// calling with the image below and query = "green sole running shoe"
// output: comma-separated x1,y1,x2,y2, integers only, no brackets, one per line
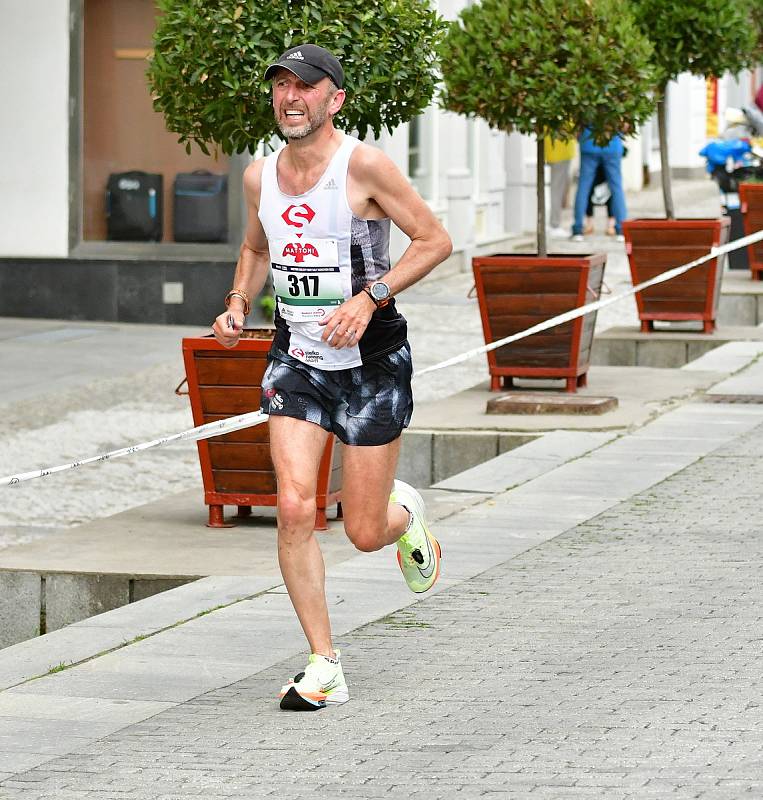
391,479,442,593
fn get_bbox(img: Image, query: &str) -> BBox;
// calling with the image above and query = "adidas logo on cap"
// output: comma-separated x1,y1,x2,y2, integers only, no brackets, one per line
286,51,305,60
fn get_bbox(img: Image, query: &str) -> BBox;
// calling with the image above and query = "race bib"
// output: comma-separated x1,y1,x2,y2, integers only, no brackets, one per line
270,237,345,322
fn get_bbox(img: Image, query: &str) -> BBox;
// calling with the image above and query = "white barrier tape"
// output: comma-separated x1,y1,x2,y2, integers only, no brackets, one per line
2,411,268,486
4,227,763,487
415,227,763,377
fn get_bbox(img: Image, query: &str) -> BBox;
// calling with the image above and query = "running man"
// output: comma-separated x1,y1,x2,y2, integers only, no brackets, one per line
212,44,452,711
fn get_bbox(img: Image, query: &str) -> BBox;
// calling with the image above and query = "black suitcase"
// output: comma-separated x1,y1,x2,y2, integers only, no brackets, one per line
105,171,163,241
173,170,228,243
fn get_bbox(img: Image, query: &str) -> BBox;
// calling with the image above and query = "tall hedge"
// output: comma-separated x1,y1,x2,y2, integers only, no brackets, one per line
630,0,759,218
147,0,445,155
440,0,657,255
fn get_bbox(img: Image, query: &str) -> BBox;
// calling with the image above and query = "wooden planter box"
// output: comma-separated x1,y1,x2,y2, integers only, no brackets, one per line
181,330,341,529
471,253,606,393
739,184,763,281
623,218,730,332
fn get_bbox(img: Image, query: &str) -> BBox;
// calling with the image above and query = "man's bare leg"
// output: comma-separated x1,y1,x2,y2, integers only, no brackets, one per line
341,436,442,594
268,415,333,656
340,437,409,552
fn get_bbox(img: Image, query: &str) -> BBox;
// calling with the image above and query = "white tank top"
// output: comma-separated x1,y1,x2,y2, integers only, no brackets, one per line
258,133,363,370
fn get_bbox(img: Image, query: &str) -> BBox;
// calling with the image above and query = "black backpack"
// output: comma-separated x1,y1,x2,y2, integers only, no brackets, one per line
105,171,163,241
173,170,229,243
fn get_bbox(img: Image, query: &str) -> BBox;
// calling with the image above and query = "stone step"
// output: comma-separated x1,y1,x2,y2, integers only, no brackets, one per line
592,325,763,368
718,269,763,326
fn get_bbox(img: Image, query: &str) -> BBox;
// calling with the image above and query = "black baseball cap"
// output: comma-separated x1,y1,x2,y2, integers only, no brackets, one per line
264,44,344,89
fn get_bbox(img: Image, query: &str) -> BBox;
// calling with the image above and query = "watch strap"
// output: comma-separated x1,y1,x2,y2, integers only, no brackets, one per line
363,285,390,308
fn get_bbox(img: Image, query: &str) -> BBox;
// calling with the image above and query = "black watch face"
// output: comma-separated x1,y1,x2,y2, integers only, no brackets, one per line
370,282,390,301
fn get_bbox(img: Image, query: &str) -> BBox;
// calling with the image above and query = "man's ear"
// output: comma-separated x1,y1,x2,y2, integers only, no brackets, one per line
329,89,346,117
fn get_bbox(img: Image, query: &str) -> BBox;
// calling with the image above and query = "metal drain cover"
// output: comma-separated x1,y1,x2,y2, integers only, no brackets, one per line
701,394,763,404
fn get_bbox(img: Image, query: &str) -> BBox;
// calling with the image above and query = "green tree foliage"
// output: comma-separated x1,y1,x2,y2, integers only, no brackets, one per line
630,0,758,90
629,0,759,217
440,0,657,253
147,0,445,155
753,4,763,60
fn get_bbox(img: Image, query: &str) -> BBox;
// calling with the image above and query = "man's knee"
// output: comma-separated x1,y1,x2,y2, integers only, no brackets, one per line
344,518,387,553
278,486,316,533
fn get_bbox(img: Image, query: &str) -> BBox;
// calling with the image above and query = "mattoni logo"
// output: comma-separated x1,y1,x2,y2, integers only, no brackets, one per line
281,204,315,228
282,242,318,263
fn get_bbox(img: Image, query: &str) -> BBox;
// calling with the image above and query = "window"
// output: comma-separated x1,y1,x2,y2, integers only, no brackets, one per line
408,111,433,200
78,0,240,248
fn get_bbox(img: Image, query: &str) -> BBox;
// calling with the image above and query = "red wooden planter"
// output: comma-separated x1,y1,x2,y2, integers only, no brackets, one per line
623,218,730,333
181,330,341,529
739,184,763,281
471,253,606,393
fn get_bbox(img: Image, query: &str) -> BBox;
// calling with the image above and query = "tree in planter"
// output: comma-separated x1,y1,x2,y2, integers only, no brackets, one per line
629,0,758,219
147,0,445,155
439,0,656,256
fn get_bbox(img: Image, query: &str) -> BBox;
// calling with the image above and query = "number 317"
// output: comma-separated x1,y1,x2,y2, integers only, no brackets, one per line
287,275,319,296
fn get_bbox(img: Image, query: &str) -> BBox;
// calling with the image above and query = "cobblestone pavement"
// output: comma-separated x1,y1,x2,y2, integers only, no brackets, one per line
2,417,761,799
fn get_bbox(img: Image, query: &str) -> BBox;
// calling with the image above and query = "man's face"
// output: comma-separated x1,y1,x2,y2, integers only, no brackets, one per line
272,69,341,140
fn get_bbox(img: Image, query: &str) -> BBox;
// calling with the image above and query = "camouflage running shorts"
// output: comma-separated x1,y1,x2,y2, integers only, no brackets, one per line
260,343,414,446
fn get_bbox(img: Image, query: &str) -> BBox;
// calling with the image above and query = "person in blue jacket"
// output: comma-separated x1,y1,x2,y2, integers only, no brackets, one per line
571,128,627,242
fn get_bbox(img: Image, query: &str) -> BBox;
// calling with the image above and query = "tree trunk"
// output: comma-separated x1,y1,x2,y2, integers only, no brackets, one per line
537,136,547,257
657,87,674,220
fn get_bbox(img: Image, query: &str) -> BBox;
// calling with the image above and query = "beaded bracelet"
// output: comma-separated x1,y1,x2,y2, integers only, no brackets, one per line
224,288,251,316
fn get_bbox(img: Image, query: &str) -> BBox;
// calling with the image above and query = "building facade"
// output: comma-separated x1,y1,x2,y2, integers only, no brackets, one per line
0,0,759,324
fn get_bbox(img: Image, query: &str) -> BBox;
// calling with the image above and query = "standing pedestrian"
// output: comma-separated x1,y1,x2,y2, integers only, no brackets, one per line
571,127,627,242
545,135,575,239
584,162,616,236
212,44,452,711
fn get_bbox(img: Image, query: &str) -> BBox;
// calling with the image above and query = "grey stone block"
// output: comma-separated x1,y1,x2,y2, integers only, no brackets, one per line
636,340,687,368
397,430,432,488
0,572,41,649
44,574,129,634
757,295,763,325
591,338,637,366
432,432,498,484
718,294,756,326
498,433,538,454
131,578,193,603
686,339,721,363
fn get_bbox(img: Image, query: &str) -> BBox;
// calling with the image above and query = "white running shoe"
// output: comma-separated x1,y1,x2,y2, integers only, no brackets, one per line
549,226,569,239
570,234,585,242
279,650,349,711
390,480,442,594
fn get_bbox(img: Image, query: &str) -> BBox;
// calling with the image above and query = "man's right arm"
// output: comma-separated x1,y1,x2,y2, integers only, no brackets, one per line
212,159,271,348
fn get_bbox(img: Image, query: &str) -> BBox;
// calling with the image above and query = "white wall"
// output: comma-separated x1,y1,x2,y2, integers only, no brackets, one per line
667,73,708,172
0,1,70,257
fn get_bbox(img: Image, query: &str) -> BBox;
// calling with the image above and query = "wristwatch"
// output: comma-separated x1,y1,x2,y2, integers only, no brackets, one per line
363,281,392,308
